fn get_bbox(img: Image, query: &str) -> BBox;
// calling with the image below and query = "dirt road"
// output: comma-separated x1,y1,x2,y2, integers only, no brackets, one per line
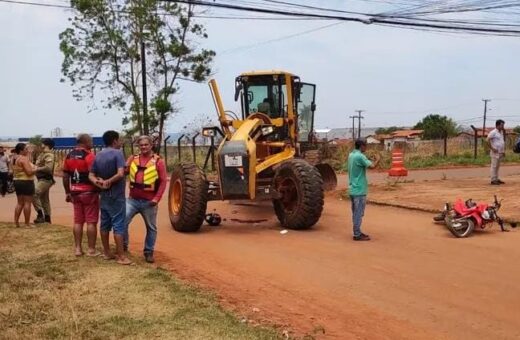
2,182,520,339
336,164,520,188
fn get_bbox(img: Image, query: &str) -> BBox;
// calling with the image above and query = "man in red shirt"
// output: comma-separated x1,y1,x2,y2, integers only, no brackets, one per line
63,134,99,257
124,135,167,263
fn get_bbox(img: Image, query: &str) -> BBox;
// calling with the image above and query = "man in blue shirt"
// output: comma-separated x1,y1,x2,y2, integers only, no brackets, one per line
89,130,131,265
347,139,380,241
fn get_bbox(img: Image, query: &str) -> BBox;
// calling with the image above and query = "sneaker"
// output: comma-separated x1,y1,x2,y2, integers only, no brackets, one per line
498,180,506,185
144,253,155,263
353,234,371,241
491,180,500,185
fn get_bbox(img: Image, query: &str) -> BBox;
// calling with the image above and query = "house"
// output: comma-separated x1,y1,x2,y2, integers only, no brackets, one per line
366,134,392,145
382,129,424,150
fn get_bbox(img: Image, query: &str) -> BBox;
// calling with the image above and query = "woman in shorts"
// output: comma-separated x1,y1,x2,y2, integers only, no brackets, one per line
12,143,36,227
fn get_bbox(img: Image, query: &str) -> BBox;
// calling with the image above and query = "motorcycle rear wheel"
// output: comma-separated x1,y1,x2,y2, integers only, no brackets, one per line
445,216,475,238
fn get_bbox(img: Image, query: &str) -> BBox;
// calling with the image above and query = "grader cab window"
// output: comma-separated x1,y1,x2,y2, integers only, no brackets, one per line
240,76,286,120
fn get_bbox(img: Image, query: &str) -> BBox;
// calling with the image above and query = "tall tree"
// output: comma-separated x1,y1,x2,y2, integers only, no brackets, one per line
59,0,215,142
414,114,459,140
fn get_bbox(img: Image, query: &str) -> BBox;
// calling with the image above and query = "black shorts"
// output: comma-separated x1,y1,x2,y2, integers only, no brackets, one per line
14,180,35,196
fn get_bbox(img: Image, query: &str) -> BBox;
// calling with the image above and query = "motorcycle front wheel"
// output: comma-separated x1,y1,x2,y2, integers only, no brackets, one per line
445,216,475,238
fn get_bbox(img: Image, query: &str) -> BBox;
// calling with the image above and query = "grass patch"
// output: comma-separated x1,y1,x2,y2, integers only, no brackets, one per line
0,223,281,340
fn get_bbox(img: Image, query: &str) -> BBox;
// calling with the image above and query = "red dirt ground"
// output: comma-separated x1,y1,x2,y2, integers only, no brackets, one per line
2,167,520,339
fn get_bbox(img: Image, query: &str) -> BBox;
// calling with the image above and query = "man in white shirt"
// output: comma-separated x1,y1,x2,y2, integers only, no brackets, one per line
487,119,505,185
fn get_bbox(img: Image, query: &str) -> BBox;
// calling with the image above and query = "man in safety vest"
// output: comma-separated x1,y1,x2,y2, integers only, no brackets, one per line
124,135,167,263
63,134,99,257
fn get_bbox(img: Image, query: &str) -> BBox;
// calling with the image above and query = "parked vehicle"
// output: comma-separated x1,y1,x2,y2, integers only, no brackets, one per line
433,195,512,238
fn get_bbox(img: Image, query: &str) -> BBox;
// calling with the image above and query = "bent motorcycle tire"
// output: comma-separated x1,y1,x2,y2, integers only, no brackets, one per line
445,216,475,238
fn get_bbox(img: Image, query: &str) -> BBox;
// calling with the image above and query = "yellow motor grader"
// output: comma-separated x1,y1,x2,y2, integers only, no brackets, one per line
168,70,337,232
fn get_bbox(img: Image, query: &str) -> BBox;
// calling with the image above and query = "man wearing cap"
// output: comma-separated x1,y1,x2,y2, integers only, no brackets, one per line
347,139,380,241
33,138,56,224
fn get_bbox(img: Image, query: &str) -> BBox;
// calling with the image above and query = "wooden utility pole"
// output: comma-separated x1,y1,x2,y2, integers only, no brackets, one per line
141,36,149,135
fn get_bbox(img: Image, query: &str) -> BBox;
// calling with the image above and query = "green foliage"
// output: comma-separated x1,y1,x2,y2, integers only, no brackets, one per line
414,114,459,140
28,135,43,146
59,1,215,137
513,125,520,134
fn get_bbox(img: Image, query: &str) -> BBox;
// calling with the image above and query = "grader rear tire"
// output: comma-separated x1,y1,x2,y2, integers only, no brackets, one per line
273,159,324,230
168,163,208,232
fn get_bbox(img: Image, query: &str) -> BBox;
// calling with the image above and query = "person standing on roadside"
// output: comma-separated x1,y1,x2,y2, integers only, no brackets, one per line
487,119,506,185
12,143,36,227
33,138,56,224
89,130,132,265
124,135,167,263
347,139,380,241
0,146,9,197
63,134,99,257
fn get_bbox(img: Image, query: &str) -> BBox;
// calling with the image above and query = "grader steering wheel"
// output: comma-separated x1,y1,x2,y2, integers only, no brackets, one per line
248,112,272,124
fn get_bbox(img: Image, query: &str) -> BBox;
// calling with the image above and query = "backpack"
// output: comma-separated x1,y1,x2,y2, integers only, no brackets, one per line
514,137,520,154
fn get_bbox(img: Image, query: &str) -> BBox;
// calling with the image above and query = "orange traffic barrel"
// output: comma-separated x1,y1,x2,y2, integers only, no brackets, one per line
388,149,408,177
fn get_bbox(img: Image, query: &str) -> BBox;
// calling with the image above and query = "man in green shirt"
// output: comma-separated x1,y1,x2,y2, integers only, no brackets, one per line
347,139,380,241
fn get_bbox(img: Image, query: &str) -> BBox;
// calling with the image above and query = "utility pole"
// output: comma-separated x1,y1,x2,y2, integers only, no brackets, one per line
349,115,356,139
141,34,149,135
482,99,491,139
355,110,365,139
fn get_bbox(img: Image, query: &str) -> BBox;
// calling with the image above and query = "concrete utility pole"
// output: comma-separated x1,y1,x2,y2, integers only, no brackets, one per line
349,115,357,139
355,110,365,139
482,99,491,138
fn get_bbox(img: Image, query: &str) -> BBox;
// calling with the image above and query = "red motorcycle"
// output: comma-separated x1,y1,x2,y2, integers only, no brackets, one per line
433,195,511,238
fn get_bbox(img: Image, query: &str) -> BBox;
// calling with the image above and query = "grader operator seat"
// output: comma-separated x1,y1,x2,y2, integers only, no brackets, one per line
257,98,271,116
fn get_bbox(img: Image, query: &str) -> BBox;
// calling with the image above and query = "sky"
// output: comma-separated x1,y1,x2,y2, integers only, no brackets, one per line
1,0,520,137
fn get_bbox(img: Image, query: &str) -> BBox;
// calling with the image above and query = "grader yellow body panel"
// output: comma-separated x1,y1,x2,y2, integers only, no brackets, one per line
168,70,336,232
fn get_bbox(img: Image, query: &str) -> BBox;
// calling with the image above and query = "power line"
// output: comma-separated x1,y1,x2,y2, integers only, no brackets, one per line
164,0,520,36
220,21,342,54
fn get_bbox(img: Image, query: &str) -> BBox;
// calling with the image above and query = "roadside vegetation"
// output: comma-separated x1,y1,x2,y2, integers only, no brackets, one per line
324,143,520,172
0,223,280,340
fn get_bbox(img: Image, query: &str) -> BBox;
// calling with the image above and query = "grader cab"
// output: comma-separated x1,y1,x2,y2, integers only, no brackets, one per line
168,70,337,232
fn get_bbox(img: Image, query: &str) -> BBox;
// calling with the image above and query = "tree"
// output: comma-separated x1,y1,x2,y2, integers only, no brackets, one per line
414,114,459,140
513,125,520,134
59,0,215,142
28,135,43,147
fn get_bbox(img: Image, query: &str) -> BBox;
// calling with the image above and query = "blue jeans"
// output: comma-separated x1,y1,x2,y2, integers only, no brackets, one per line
100,196,126,235
124,198,158,255
350,195,366,237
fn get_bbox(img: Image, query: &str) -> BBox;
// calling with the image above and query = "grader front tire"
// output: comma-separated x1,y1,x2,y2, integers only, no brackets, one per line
168,163,208,232
273,159,324,230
